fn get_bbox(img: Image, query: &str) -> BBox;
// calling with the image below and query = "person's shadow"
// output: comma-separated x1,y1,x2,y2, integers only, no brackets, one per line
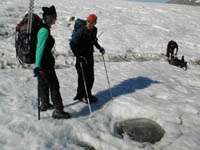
69,76,160,118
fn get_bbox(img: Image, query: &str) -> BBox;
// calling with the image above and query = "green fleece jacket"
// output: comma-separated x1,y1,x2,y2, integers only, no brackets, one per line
35,27,49,67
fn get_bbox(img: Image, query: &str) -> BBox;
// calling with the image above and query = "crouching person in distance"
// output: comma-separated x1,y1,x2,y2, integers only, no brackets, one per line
34,5,70,119
166,40,178,60
70,14,105,103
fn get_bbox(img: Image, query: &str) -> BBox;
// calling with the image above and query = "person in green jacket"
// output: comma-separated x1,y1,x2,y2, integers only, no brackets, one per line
33,5,70,119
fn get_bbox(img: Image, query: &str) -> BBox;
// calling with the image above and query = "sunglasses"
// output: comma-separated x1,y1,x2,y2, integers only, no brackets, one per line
87,20,96,25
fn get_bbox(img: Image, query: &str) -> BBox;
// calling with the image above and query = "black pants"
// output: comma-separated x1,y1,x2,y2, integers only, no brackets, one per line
166,48,174,58
75,56,94,98
38,68,64,110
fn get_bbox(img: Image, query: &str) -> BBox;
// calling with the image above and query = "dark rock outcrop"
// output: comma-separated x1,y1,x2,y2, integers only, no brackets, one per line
167,0,200,6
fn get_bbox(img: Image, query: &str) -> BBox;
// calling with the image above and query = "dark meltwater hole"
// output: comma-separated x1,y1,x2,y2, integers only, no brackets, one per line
114,118,165,144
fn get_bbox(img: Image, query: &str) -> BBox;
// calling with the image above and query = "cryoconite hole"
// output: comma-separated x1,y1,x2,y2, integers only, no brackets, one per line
114,118,165,144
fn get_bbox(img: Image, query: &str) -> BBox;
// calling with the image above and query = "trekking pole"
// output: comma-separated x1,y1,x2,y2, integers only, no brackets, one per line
79,58,92,115
25,75,40,120
38,96,40,120
98,32,103,38
37,79,40,120
101,54,113,99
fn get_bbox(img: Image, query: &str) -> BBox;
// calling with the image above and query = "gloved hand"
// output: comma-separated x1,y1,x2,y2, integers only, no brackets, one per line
99,47,105,55
33,67,40,77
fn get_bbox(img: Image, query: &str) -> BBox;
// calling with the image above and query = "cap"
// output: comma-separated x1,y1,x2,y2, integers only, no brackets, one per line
87,14,97,23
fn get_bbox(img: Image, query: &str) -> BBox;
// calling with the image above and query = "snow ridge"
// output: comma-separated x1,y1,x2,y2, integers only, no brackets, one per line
1,51,200,69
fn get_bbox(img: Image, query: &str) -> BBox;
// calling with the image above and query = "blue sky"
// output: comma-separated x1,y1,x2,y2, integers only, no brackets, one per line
130,0,169,3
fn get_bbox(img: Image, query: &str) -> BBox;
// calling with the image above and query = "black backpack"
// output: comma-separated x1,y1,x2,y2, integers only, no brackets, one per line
169,56,187,69
15,13,42,64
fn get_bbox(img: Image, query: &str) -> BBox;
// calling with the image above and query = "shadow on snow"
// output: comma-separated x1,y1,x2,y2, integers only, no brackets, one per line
68,76,160,118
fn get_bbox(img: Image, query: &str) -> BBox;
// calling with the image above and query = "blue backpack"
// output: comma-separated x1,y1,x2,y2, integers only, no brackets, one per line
72,18,86,37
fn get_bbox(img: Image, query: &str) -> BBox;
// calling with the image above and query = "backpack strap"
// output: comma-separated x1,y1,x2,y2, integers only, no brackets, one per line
40,24,50,34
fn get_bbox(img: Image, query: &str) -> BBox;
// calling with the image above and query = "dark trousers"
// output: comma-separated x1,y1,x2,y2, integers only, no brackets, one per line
75,56,94,98
166,48,174,58
38,68,64,110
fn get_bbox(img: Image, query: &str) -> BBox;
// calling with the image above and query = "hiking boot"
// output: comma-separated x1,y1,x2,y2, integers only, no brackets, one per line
74,96,88,104
74,95,98,104
74,95,88,103
52,109,70,119
89,95,98,103
73,95,81,101
40,103,54,112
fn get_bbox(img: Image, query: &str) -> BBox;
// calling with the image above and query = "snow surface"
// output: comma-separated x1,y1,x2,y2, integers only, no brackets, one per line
0,0,200,149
